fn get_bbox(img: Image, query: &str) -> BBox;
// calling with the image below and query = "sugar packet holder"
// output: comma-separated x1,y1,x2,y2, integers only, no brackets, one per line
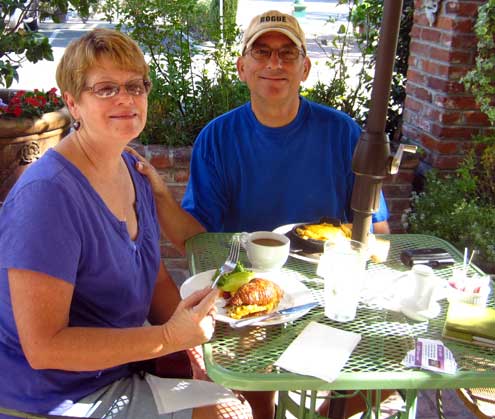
402,338,457,374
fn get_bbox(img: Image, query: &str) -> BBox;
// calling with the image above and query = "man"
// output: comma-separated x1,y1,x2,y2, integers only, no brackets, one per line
134,10,391,418
135,10,389,252
180,9,390,236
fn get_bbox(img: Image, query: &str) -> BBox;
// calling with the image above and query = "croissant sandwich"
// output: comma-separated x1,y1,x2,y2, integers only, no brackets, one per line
227,278,284,320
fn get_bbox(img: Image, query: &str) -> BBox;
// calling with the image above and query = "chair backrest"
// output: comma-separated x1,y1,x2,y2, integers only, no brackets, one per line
456,388,495,419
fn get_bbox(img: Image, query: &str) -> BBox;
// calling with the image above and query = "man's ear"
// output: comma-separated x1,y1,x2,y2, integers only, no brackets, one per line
237,56,246,82
63,91,79,120
302,56,312,82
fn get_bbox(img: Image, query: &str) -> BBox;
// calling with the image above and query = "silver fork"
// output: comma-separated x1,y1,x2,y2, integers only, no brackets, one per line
210,236,241,289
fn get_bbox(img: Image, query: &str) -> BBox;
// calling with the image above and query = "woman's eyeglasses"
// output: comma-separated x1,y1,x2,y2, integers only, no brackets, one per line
245,46,305,63
83,79,151,99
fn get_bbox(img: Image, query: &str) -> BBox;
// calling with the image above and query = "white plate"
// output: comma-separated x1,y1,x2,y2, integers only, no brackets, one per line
273,223,321,264
180,269,315,327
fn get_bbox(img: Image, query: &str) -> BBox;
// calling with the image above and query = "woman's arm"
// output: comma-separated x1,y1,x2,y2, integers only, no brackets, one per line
125,147,205,254
148,262,183,325
9,267,217,372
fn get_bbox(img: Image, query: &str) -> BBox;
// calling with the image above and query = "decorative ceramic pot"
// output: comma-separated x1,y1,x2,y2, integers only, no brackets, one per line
0,90,71,203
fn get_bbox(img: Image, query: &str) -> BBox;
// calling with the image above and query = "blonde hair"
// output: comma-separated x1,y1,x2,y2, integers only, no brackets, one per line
56,28,149,100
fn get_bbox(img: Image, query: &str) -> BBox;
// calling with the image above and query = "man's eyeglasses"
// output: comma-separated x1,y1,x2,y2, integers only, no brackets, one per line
83,78,151,99
245,46,305,63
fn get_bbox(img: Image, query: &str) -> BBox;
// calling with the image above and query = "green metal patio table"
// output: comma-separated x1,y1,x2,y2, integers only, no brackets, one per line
185,233,495,419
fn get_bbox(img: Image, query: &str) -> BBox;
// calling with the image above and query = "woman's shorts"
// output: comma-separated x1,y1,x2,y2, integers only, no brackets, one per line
62,374,192,419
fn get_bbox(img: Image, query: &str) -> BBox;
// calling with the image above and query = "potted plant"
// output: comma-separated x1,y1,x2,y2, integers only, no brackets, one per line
0,87,70,202
0,1,97,202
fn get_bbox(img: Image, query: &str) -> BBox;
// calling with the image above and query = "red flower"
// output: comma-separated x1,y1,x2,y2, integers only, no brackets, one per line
0,88,64,119
12,106,22,117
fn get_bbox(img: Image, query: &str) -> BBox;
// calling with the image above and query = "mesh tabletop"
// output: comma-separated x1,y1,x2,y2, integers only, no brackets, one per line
186,233,495,392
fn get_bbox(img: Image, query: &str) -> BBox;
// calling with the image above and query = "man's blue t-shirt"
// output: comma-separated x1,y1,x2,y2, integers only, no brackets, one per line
182,97,388,232
0,150,161,415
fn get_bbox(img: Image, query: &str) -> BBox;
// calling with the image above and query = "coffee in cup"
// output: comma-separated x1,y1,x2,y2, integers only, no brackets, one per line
240,231,290,271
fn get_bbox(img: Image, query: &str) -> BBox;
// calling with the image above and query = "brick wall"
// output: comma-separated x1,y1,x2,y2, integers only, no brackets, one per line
402,0,491,172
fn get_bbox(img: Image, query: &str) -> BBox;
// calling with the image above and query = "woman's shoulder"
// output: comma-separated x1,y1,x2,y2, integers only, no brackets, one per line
3,150,87,213
6,151,70,196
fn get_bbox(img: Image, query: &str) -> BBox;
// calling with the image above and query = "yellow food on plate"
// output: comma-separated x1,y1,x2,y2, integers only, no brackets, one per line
295,222,390,262
227,278,284,320
295,222,352,241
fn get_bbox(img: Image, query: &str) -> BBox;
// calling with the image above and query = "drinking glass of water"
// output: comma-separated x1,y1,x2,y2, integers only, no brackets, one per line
317,239,368,322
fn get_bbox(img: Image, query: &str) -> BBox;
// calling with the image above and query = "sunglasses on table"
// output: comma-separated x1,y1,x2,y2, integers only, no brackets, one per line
245,46,305,63
83,78,151,99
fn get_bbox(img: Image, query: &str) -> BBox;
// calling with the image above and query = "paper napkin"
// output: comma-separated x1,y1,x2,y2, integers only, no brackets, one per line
274,321,361,382
145,375,238,414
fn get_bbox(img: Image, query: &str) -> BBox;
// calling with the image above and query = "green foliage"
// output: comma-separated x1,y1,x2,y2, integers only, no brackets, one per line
301,0,413,139
99,0,412,146
301,1,373,126
479,144,495,203
406,153,495,271
102,0,248,146
462,0,495,126
0,0,96,87
207,0,239,43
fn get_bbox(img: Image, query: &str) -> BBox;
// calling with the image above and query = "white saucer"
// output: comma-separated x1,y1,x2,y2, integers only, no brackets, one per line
401,301,441,322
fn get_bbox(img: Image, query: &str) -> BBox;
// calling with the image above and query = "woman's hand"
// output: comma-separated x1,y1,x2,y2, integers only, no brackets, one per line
162,287,219,352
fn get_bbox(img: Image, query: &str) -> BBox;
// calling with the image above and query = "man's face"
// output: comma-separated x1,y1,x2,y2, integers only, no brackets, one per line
237,32,311,106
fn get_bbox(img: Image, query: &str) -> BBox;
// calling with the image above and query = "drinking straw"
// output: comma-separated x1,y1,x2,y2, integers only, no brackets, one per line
467,250,477,272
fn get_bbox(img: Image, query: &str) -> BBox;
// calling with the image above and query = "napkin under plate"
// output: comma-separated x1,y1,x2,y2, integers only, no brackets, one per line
274,321,361,382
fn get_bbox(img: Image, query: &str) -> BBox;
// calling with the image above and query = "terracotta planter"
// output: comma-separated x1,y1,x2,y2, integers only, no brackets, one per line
0,90,71,202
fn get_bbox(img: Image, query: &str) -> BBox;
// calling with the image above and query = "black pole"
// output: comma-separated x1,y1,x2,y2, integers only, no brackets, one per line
351,0,404,244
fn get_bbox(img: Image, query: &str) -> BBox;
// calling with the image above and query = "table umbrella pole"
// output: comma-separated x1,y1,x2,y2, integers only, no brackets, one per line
351,0,404,245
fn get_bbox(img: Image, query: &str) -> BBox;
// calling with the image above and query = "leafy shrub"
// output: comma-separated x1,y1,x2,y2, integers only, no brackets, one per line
101,0,412,146
207,0,239,43
102,0,248,146
405,153,495,272
462,0,495,127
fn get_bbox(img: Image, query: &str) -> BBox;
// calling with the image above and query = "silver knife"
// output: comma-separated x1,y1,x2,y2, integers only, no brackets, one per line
230,302,319,328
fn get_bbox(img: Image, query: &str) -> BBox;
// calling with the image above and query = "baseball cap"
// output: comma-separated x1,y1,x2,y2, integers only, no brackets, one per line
242,10,307,54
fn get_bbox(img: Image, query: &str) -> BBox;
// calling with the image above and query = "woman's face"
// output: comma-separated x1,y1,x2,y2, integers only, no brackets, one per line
64,57,148,145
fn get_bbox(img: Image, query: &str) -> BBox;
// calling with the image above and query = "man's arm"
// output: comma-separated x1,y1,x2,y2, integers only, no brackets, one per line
372,220,390,234
126,147,205,254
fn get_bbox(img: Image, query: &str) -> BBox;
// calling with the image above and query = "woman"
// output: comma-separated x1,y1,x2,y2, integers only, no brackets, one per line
0,28,251,419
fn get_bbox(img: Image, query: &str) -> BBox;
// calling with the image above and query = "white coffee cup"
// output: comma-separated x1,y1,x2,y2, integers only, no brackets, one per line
240,231,290,271
402,265,443,315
